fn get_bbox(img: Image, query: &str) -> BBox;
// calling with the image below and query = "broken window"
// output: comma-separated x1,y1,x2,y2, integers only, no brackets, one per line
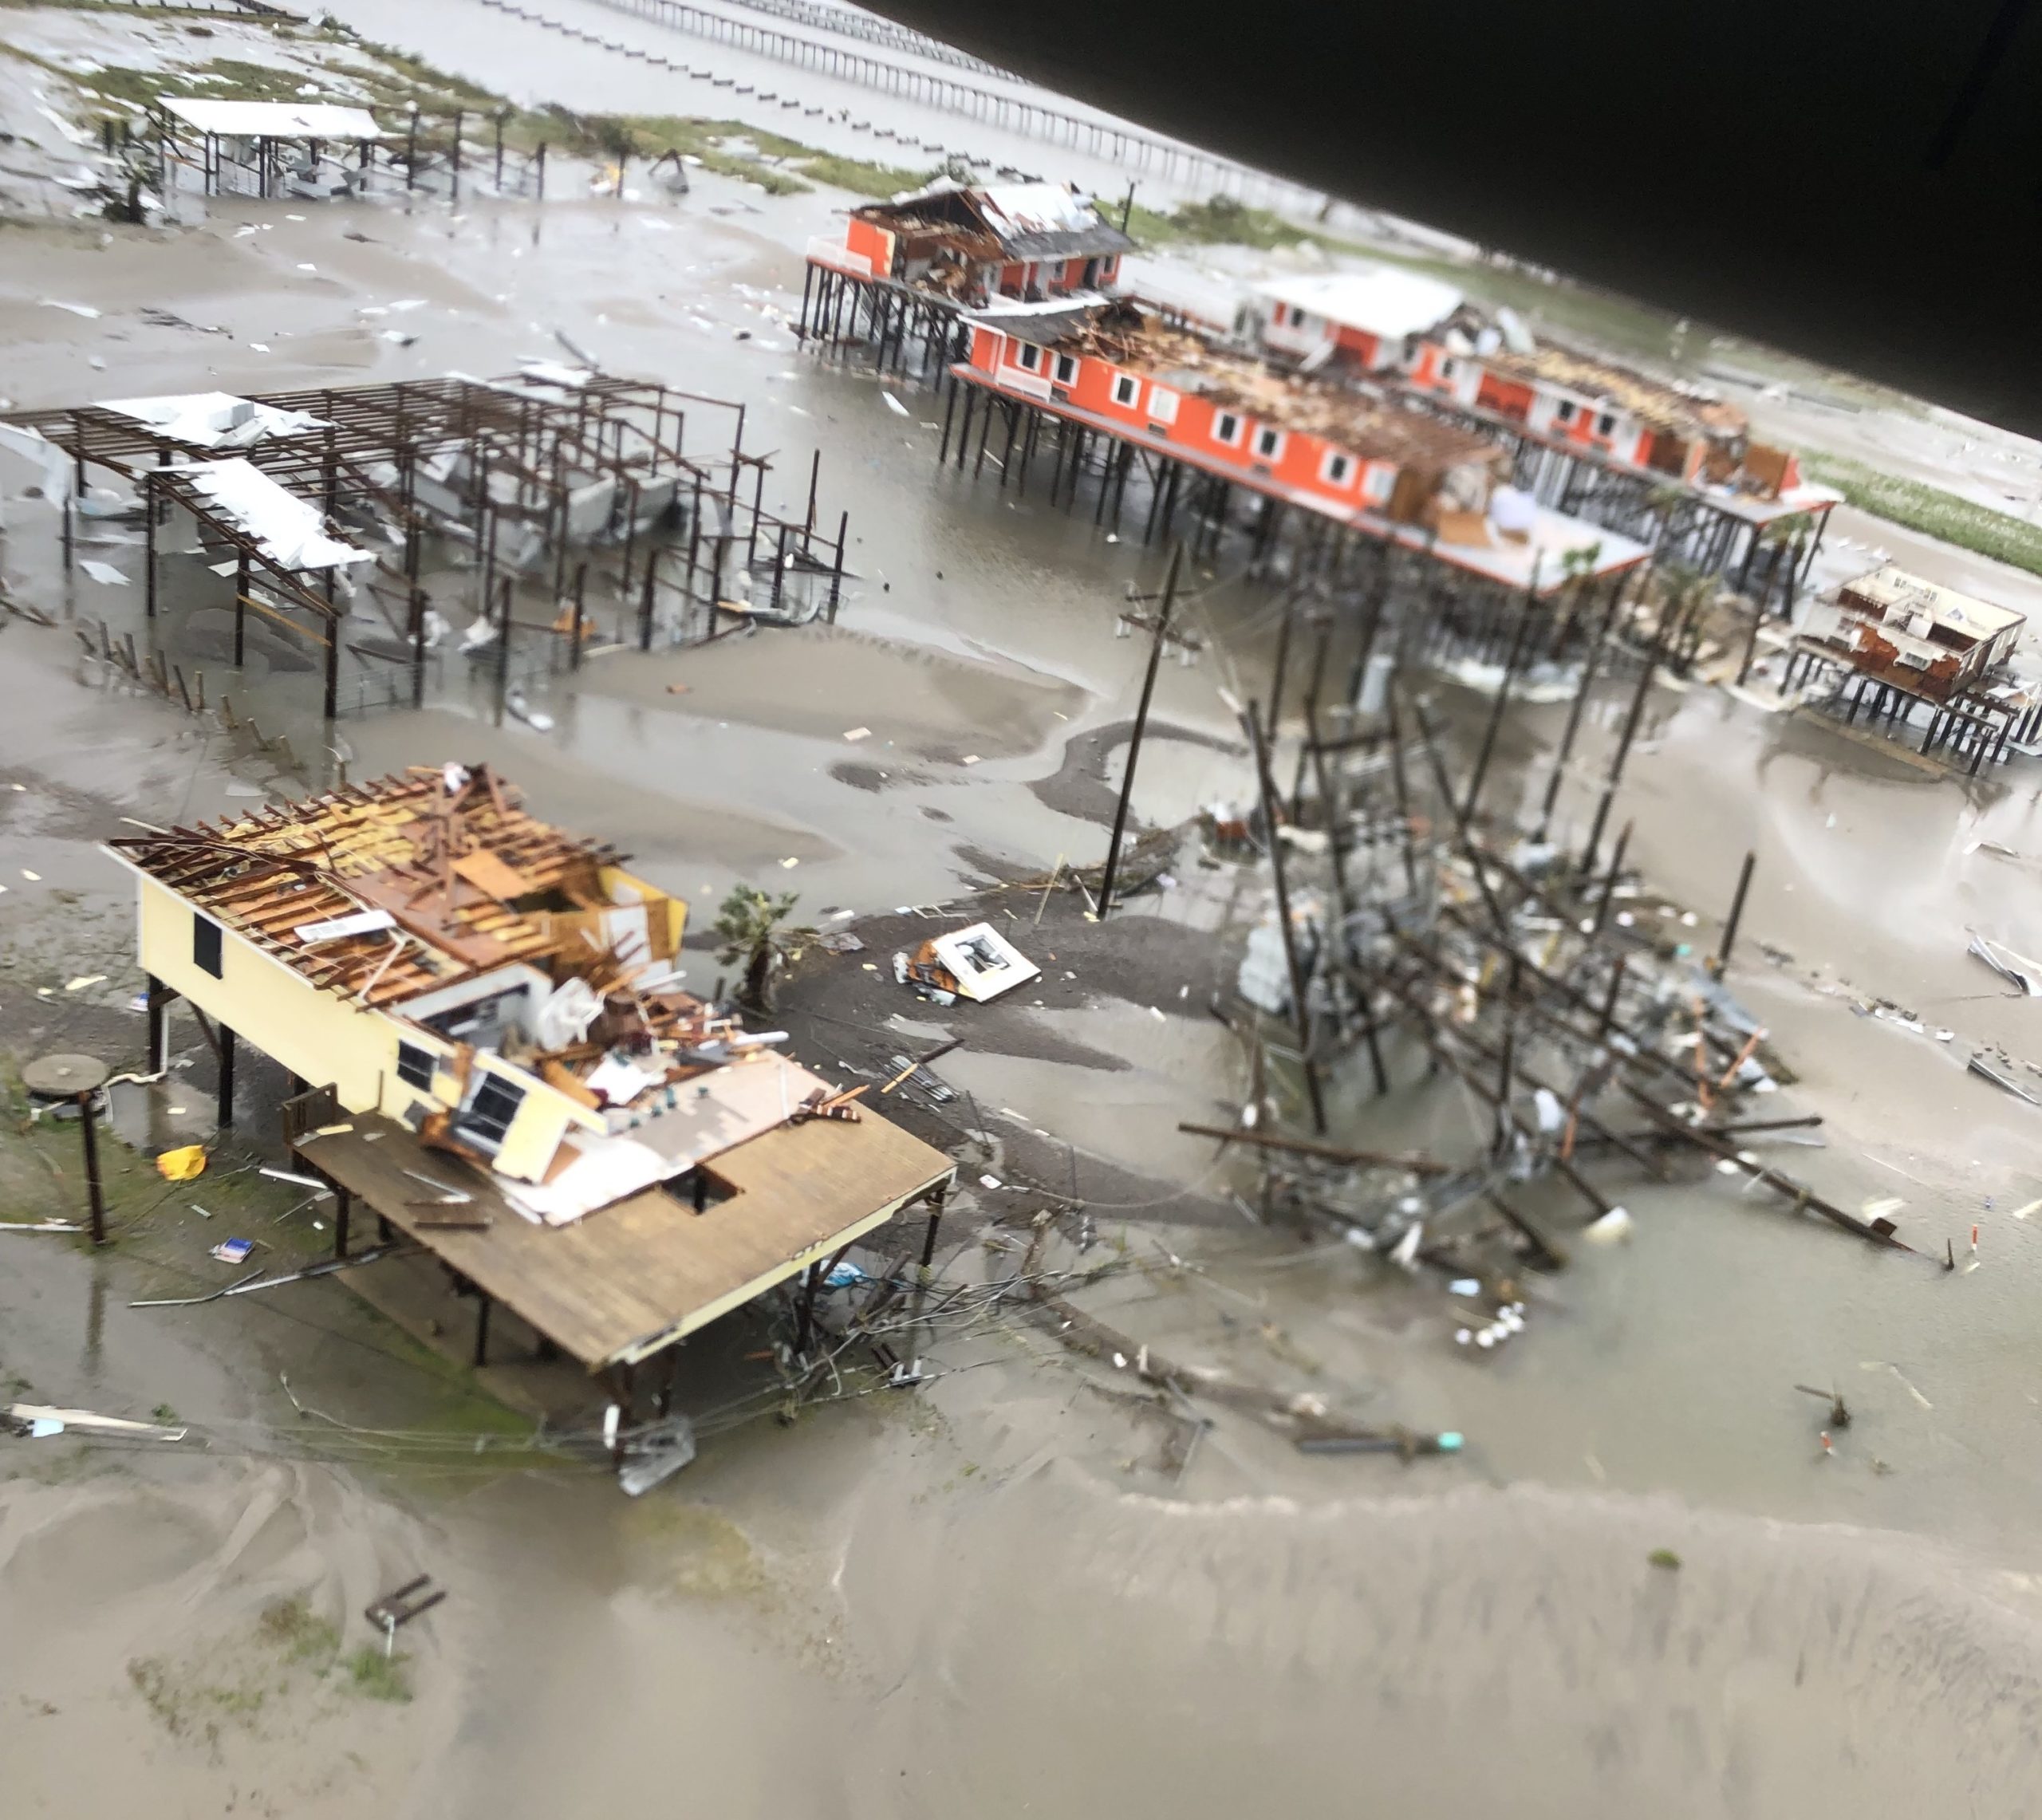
959,935,1007,973
396,1041,437,1092
459,1072,526,1151
192,912,223,979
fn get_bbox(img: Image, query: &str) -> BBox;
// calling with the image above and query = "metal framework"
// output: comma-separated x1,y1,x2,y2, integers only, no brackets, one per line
6,372,849,722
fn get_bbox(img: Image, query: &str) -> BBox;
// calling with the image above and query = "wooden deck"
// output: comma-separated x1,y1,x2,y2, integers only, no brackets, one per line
295,1109,952,1369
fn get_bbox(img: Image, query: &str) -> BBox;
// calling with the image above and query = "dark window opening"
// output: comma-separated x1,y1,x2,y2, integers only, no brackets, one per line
1256,428,1283,459
1216,412,1240,444
193,913,223,979
1555,400,1575,423
1054,353,1078,384
1597,412,1616,436
396,1041,437,1092
1017,342,1042,371
459,1073,526,1150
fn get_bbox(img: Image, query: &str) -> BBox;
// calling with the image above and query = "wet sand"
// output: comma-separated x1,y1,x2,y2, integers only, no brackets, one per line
6,9,2042,1814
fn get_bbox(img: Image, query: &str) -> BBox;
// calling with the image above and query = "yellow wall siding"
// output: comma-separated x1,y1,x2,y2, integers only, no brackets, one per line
138,875,401,1113
491,1075,581,1183
133,870,601,1170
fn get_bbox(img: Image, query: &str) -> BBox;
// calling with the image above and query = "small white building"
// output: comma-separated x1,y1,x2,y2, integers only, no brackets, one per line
1252,267,1465,372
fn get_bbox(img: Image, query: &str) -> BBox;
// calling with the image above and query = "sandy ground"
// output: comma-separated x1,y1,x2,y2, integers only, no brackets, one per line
6,7,2042,1814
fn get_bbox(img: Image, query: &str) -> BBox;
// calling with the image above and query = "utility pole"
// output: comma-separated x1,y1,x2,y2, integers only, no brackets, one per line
1098,542,1183,917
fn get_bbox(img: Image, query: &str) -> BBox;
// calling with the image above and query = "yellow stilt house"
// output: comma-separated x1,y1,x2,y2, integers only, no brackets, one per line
105,764,952,1390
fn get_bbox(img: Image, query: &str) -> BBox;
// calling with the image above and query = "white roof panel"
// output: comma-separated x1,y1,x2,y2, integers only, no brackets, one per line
158,97,384,140
97,392,327,451
973,181,1101,238
1254,266,1464,339
175,458,372,572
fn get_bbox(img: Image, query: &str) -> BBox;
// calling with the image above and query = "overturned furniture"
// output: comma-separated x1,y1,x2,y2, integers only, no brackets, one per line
104,764,953,1401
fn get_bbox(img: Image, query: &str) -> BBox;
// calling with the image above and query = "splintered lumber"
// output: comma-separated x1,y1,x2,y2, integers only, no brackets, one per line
1177,1121,1448,1177
1616,1083,1918,1254
1026,1287,1331,1428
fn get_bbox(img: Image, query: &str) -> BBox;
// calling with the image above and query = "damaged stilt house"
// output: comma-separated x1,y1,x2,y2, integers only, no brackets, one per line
2,368,850,721
1784,563,2040,771
104,765,953,1396
939,297,1649,595
802,178,1134,379
1111,254,1839,585
1399,331,1839,590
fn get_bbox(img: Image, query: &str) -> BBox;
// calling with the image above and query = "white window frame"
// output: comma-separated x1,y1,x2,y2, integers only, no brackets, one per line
1213,411,1246,448
1362,463,1394,505
1147,386,1179,425
1320,448,1354,488
1255,427,1286,463
1440,357,1457,380
1054,352,1078,385
1555,399,1576,423
1596,411,1616,437
1016,341,1043,372
1112,372,1140,408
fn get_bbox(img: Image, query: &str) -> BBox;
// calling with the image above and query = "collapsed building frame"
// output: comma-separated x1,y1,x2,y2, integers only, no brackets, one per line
1196,584,1931,1327
146,96,553,204
3,370,850,722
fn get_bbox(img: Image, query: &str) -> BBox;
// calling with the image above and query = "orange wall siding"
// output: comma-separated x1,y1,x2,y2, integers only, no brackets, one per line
846,217,895,275
964,334,1393,515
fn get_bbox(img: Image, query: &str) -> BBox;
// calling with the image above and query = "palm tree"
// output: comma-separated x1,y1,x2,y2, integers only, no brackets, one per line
715,885,814,1012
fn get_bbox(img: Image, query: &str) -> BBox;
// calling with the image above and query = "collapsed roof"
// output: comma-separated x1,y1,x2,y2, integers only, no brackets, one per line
108,763,639,1008
974,299,1505,472
1835,563,2025,642
1476,341,1748,441
860,178,1135,263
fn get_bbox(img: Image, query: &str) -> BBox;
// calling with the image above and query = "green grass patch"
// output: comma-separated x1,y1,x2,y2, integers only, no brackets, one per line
1803,453,2042,579
786,150,932,198
258,1597,341,1667
542,112,932,195
342,1644,412,1703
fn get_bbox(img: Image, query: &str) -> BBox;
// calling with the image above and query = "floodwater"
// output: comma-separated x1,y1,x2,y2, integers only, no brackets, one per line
7,10,2042,1816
